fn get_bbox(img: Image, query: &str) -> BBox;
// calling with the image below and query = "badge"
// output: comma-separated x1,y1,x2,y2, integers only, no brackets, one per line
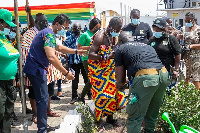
156,20,160,23
163,41,168,46
129,31,133,35
151,42,156,46
140,30,144,34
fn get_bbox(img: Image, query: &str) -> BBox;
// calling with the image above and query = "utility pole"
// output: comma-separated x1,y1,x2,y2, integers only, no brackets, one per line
14,0,28,132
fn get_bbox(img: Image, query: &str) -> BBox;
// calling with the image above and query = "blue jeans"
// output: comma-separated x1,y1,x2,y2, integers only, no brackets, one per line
57,79,62,92
27,74,49,133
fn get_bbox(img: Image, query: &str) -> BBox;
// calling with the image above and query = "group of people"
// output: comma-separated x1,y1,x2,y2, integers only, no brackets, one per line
0,5,199,133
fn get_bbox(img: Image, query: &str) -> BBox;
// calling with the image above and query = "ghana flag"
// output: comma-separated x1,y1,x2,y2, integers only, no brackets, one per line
1,2,95,23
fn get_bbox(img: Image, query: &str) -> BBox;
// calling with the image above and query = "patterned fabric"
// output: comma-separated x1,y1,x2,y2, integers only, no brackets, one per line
44,33,56,48
64,33,82,65
21,27,38,86
46,35,64,84
181,26,200,81
88,44,128,121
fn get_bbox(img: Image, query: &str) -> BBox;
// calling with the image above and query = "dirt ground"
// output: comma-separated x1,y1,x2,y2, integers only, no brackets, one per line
11,75,129,133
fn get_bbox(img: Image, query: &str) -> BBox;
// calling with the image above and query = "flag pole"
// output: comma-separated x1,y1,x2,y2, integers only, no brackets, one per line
14,0,28,132
26,0,29,29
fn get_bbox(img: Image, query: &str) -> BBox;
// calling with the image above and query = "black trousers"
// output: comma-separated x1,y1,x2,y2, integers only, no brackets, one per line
71,63,91,99
0,80,15,133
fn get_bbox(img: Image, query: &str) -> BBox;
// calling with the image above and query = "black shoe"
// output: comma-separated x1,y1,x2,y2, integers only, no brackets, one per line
77,96,85,104
12,113,18,120
70,97,77,104
88,95,92,100
51,95,60,100
26,108,32,114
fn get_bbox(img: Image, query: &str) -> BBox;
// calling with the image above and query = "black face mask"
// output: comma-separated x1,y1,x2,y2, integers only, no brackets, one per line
36,21,49,31
72,30,81,36
93,28,99,33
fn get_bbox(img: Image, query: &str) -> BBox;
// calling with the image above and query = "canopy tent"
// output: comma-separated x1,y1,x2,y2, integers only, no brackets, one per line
0,2,95,24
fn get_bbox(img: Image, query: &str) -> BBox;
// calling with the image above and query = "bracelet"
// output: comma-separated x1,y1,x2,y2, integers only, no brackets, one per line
64,71,69,76
75,49,77,54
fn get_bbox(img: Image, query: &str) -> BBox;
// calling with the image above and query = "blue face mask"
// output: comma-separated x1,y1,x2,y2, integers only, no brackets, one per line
110,31,119,37
153,32,163,38
185,22,193,28
4,28,10,35
9,31,16,39
131,19,140,25
57,29,67,37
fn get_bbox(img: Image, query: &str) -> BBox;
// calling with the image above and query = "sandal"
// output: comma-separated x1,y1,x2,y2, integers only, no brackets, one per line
47,110,61,117
31,115,37,124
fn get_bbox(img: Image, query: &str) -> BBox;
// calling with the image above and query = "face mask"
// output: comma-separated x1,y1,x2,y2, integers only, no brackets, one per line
132,19,140,25
185,22,193,28
153,32,163,38
9,31,16,39
93,28,99,33
110,31,119,37
3,28,10,35
57,29,67,37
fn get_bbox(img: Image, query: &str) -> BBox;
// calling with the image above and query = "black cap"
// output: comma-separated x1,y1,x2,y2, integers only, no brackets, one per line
152,18,166,29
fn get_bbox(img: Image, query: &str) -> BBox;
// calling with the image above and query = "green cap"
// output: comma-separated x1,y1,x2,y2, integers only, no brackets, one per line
0,9,16,27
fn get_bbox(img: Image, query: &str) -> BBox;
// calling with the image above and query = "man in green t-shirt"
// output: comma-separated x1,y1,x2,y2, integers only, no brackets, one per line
0,9,19,133
77,18,101,102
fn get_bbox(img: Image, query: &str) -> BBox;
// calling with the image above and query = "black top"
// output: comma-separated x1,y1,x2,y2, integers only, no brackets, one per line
115,42,164,79
148,33,181,71
122,22,153,44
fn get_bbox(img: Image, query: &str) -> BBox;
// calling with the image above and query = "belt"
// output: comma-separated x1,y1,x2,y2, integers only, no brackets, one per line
134,67,167,78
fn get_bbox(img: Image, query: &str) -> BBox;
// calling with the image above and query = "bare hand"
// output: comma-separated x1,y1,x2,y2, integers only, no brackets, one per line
109,51,115,59
77,49,87,56
25,6,31,13
172,70,178,79
177,34,183,40
65,71,75,80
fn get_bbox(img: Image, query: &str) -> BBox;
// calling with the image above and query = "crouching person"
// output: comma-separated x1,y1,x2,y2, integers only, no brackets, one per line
115,31,170,133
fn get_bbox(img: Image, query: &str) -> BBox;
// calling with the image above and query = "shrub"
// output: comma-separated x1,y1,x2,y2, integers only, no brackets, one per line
156,81,200,132
76,102,97,133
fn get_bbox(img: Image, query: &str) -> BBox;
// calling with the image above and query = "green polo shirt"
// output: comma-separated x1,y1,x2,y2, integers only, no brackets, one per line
0,34,19,80
78,30,94,61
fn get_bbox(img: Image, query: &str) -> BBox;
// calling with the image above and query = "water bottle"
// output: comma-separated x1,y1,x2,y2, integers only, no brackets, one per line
129,93,138,104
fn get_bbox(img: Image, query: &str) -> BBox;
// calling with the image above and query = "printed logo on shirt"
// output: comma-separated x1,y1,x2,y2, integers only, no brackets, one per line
162,41,168,46
151,42,156,46
140,30,144,34
0,39,18,54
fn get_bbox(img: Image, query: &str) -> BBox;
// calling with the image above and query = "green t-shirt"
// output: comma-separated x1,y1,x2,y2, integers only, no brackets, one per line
78,30,94,61
0,35,19,80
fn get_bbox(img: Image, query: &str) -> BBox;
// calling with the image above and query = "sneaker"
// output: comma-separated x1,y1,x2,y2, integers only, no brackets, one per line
70,97,77,104
51,95,60,100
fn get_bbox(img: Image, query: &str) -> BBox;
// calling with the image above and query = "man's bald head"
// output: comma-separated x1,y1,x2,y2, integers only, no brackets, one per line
118,31,133,46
